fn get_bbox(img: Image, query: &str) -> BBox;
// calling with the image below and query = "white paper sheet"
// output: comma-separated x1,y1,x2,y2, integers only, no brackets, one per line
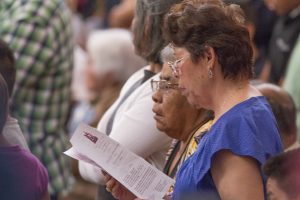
64,124,174,199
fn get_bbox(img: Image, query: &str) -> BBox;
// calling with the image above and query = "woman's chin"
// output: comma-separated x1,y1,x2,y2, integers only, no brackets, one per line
155,122,167,133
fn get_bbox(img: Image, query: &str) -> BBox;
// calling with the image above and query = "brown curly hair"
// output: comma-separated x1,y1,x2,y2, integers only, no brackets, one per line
163,0,253,80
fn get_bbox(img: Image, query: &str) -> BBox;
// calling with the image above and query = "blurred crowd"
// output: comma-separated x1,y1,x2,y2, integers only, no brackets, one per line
0,0,300,200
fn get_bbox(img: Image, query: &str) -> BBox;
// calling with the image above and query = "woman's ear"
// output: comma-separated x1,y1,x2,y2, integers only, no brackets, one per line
204,46,216,70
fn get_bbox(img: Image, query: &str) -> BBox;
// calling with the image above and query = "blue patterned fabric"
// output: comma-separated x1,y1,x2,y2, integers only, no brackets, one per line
172,96,283,200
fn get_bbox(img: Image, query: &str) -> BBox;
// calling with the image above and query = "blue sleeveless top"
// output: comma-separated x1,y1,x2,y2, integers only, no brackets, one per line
172,96,283,200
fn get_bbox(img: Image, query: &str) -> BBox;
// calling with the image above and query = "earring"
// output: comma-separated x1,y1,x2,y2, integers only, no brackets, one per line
208,68,213,79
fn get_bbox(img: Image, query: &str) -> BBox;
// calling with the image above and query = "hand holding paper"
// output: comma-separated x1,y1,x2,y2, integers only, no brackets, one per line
64,124,174,199
103,171,137,200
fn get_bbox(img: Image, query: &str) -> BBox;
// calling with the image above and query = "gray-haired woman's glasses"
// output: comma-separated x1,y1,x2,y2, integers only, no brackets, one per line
151,79,179,92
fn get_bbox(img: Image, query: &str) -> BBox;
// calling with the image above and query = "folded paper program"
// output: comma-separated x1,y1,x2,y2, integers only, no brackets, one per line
64,124,174,199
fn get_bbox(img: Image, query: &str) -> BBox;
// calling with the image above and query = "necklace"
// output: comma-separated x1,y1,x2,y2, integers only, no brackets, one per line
163,120,208,178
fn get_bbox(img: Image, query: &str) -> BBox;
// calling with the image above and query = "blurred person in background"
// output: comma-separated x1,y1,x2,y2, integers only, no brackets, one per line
0,39,28,150
256,83,300,151
0,0,74,199
264,0,300,142
102,0,121,28
263,148,300,200
67,0,104,49
251,0,278,55
78,0,182,199
263,0,300,84
108,0,136,29
0,73,49,200
67,29,145,198
68,28,146,133
283,35,300,143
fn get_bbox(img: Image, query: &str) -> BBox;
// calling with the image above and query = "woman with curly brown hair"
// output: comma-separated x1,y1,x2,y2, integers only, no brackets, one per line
162,0,283,199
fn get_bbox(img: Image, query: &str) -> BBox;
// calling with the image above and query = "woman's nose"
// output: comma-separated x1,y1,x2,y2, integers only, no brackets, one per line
152,90,162,103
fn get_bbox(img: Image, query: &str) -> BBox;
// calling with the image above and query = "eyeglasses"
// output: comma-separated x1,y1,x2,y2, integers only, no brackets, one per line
151,79,179,92
168,57,184,76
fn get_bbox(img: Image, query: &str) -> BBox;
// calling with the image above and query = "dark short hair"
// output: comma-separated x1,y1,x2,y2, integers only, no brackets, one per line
163,0,253,80
132,0,182,64
263,148,300,199
0,74,9,133
0,39,16,97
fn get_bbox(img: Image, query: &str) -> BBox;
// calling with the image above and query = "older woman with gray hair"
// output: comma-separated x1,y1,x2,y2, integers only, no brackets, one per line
85,29,146,92
69,29,146,131
152,45,214,197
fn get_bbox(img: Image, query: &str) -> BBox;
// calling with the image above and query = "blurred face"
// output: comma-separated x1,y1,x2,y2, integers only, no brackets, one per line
264,0,298,16
84,57,107,93
266,178,289,200
172,47,211,109
152,64,199,140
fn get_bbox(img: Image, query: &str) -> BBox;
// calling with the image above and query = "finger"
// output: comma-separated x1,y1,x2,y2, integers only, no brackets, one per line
106,186,111,193
102,171,111,183
106,178,116,192
111,181,121,198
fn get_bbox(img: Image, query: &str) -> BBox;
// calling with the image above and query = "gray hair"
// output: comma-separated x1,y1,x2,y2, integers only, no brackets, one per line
86,29,146,82
160,44,177,63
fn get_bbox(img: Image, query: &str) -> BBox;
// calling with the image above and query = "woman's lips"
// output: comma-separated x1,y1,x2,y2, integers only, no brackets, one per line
153,114,164,122
152,106,163,121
